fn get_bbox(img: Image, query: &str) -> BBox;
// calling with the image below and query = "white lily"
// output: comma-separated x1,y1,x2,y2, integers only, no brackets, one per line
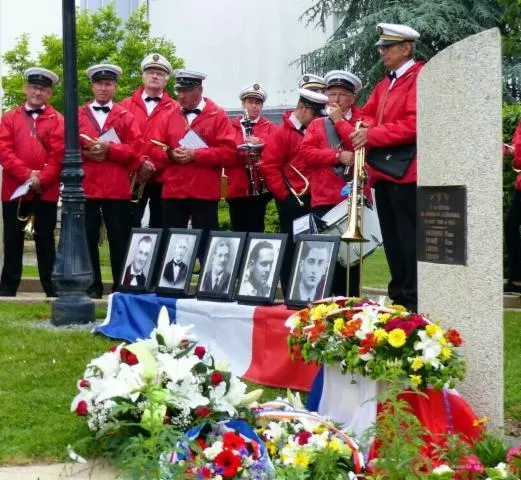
224,375,248,406
209,382,237,416
95,363,145,403
414,330,442,369
353,309,380,340
263,421,285,441
152,307,195,351
85,348,122,379
157,353,200,384
70,390,93,412
166,377,210,414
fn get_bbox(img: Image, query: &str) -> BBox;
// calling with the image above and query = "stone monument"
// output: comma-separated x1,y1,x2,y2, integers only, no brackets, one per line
417,28,503,429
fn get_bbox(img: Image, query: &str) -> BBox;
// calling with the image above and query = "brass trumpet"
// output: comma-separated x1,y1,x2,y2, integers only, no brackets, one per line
130,172,145,204
17,198,35,236
287,163,309,207
241,110,268,196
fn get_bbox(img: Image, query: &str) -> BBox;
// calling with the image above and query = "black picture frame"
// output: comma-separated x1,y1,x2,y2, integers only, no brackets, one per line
155,229,202,297
285,234,340,309
196,231,246,302
119,228,163,293
235,233,288,305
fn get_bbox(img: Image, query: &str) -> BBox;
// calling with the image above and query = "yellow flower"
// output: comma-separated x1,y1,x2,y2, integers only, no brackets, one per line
378,313,392,324
440,346,452,360
325,302,340,314
391,304,408,313
313,424,327,434
410,356,424,371
266,441,278,456
426,324,442,337
387,328,407,348
333,318,345,334
294,451,311,468
410,375,422,386
374,328,388,344
472,416,488,427
328,438,342,452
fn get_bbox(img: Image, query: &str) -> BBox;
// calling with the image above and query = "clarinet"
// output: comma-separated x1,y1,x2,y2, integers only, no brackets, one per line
241,111,259,196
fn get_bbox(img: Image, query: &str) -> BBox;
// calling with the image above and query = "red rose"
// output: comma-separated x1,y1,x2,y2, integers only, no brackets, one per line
194,345,206,359
79,379,90,388
195,406,212,417
385,318,417,335
76,400,88,416
210,371,224,386
445,328,463,347
296,431,312,445
409,314,428,329
120,348,139,366
213,449,242,478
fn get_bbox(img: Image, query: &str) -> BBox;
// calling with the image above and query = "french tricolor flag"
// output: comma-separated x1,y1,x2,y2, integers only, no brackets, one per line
96,293,319,391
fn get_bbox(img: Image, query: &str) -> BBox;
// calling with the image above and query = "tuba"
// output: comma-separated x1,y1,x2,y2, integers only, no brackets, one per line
241,110,268,196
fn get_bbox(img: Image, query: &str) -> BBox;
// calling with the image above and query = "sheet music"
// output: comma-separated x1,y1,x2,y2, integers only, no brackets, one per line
10,180,31,200
179,129,208,149
99,127,121,144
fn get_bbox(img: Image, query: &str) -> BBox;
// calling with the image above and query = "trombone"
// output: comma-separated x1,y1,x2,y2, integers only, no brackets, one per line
341,120,368,296
286,163,309,207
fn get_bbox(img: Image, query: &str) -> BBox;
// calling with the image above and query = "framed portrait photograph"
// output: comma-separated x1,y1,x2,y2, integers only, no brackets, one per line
155,229,202,297
196,231,246,302
235,233,288,305
285,234,340,309
119,228,163,293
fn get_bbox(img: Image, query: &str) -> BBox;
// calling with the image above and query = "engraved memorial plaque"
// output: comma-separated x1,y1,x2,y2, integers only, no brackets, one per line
417,186,466,265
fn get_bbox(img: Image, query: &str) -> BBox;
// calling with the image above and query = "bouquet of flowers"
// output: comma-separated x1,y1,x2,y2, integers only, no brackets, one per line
71,307,262,435
165,419,273,479
286,297,466,389
254,399,363,479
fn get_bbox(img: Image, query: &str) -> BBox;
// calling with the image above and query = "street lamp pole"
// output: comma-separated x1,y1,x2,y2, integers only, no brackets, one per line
51,0,95,325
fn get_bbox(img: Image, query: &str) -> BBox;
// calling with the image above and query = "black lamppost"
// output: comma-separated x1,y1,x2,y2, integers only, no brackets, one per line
51,0,95,325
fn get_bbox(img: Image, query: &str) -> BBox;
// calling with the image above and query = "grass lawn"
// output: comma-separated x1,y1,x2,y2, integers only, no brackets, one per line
0,302,519,465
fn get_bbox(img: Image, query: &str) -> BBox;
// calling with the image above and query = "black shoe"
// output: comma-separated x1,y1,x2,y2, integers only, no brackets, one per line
504,282,521,295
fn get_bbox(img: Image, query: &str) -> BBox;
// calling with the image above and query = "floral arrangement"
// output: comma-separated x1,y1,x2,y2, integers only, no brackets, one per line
254,398,363,479
166,419,273,479
71,307,262,435
286,297,466,389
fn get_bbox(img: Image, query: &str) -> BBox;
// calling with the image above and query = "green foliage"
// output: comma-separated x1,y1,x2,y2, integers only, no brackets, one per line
1,4,183,112
218,199,280,232
473,432,510,468
299,0,503,103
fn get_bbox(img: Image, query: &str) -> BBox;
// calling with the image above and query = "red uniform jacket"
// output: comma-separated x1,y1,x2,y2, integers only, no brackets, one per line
511,121,521,191
149,98,236,201
225,115,275,199
300,106,362,208
119,87,177,175
78,102,142,200
0,105,64,202
260,111,309,202
362,61,425,185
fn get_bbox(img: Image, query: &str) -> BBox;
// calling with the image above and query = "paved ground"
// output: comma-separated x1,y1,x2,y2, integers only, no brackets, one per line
0,461,121,479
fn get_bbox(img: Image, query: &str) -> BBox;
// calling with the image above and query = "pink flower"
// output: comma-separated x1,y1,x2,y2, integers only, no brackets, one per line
507,444,521,462
457,454,484,473
76,400,88,416
295,431,312,445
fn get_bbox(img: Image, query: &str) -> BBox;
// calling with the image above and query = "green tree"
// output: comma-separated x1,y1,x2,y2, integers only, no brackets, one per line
1,4,183,112
299,0,503,102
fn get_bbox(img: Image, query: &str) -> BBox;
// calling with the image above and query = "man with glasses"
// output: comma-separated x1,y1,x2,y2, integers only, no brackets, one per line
147,69,236,260
0,67,63,297
350,23,423,312
300,70,363,297
120,53,177,228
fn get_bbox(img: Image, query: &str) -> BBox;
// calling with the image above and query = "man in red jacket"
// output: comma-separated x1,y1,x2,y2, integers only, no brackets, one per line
351,23,423,312
225,83,275,232
0,67,63,297
120,53,177,228
260,88,328,295
79,63,142,298
300,70,363,298
148,69,236,259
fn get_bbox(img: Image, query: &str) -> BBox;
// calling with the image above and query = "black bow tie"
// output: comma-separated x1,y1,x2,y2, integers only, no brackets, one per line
387,71,397,80
145,96,161,103
92,105,110,113
182,108,201,115
299,125,306,132
26,108,43,116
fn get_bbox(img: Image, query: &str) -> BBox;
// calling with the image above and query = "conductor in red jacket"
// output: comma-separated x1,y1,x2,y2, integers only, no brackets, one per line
0,67,64,297
79,64,142,298
225,83,275,233
148,69,236,258
120,53,177,228
300,70,363,297
351,23,423,312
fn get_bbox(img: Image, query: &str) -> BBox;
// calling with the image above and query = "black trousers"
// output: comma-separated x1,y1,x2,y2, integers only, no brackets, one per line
275,194,311,297
374,181,417,311
85,199,131,297
0,200,57,296
505,189,521,282
131,182,163,228
227,193,272,233
313,204,360,298
162,198,218,260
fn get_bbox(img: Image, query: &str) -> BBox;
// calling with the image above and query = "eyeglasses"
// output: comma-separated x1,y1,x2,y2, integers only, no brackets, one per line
27,84,52,93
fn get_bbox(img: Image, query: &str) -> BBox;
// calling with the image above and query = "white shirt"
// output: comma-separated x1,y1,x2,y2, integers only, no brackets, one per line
25,103,45,120
185,98,206,126
389,59,415,89
142,90,163,116
90,100,113,130
289,112,304,132
344,109,352,121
